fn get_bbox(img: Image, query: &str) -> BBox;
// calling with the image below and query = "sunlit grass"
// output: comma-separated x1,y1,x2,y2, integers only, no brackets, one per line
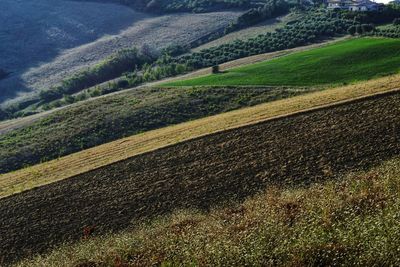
1,73,400,199
164,38,400,87
16,157,400,266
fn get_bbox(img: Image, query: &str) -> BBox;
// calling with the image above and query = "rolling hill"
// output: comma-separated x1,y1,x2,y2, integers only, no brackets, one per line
0,0,241,105
2,72,400,198
1,8,400,263
0,37,373,175
15,156,400,266
164,38,400,87
1,89,399,265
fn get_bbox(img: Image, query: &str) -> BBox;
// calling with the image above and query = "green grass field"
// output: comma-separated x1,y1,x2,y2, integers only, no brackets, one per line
165,38,400,87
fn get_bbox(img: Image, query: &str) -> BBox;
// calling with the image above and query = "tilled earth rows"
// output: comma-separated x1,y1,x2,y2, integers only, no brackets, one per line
1,92,400,264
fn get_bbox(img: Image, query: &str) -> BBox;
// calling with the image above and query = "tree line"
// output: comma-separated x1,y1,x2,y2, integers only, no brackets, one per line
3,6,400,120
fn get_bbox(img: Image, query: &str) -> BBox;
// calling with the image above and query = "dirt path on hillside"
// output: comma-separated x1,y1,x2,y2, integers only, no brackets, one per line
0,36,349,135
1,91,399,265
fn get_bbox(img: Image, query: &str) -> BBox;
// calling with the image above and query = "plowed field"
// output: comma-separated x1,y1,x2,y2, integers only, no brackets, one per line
1,91,399,265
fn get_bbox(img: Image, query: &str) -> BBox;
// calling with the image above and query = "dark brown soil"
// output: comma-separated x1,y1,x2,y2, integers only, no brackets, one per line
1,91,399,265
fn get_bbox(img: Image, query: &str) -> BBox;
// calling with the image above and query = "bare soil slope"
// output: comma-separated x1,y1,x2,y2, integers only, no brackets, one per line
1,91,399,265
0,0,241,105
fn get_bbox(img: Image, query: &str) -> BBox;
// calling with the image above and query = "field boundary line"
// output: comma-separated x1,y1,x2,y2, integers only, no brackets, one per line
1,87,399,199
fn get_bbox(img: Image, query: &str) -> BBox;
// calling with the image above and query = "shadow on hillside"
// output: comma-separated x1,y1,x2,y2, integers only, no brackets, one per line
0,0,150,104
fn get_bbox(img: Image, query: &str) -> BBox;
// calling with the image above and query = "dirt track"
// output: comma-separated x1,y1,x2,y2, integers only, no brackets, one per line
1,91,399,265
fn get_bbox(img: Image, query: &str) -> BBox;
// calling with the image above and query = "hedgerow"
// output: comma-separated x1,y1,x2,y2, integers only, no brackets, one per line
178,9,354,68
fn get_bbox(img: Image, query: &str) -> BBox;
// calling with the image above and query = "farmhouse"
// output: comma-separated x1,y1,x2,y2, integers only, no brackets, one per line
327,0,383,11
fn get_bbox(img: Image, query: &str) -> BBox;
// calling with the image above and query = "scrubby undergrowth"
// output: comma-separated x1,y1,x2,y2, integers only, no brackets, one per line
16,157,400,266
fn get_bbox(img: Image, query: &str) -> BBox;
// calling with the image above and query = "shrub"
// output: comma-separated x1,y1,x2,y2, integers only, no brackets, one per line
212,65,220,74
117,79,130,89
348,25,357,35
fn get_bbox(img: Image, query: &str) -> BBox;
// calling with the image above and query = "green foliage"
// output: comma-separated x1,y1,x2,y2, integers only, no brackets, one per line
348,25,356,35
161,44,190,57
369,23,400,38
34,46,189,113
38,48,149,102
178,9,354,69
166,38,400,87
212,65,220,74
225,0,290,33
0,108,10,121
348,24,374,35
341,5,400,24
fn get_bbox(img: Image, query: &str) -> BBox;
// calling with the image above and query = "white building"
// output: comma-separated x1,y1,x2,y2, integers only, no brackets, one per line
327,0,383,11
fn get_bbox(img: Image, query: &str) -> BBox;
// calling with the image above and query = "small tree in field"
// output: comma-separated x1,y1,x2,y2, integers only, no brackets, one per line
212,65,220,74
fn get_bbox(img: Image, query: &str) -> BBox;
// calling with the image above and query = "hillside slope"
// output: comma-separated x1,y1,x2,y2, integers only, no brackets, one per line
1,90,399,265
0,36,348,137
1,73,400,198
192,13,298,52
0,86,314,174
165,38,400,87
17,157,400,266
0,0,240,105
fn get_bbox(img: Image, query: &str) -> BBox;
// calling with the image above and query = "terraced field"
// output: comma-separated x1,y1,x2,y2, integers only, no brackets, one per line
1,90,399,265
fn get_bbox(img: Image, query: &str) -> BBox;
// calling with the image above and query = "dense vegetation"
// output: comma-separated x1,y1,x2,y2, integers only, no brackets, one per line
369,23,400,38
0,86,316,174
40,54,188,111
178,5,400,69
30,8,353,112
224,0,290,33
38,48,155,103
165,38,400,87
177,9,353,69
33,1,289,107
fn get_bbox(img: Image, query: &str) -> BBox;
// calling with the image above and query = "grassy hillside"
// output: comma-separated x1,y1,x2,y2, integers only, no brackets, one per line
0,37,375,175
15,157,400,266
1,74,400,198
0,86,313,174
165,38,400,87
2,91,399,265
